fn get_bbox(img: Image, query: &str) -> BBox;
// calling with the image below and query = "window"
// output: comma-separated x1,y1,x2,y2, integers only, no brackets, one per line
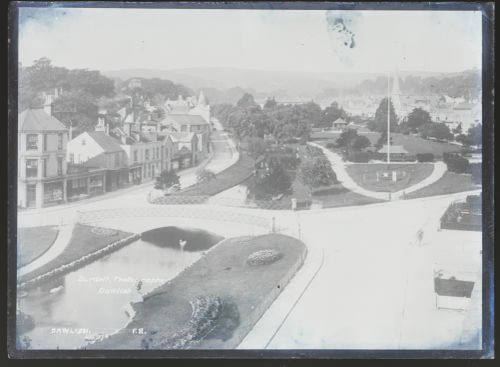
57,157,63,176
26,134,38,150
114,153,120,167
81,139,86,146
26,159,38,178
43,134,47,151
58,133,63,150
156,147,159,159
69,153,74,164
42,159,47,178
134,150,138,163
145,149,150,161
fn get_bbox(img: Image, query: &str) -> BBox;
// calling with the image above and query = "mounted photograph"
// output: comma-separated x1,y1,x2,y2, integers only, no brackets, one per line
8,1,493,359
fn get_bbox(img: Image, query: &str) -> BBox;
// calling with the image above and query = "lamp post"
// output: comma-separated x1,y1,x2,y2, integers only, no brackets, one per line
387,72,391,164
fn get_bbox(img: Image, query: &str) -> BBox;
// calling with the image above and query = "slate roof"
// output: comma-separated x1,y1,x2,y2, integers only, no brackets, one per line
87,132,124,153
18,108,68,132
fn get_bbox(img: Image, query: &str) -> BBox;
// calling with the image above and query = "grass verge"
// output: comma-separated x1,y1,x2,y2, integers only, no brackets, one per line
18,224,134,284
406,172,481,199
17,226,59,268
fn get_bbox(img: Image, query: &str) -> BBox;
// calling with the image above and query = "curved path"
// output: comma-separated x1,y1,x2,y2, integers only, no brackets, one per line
308,142,448,202
17,212,77,277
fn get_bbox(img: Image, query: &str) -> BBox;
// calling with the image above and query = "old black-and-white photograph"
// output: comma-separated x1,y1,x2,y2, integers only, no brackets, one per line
10,2,492,357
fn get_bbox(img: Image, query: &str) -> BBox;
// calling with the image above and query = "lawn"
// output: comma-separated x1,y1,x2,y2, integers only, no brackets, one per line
19,224,134,284
345,163,435,193
311,184,384,208
17,226,59,268
176,153,258,196
406,172,481,199
314,132,462,157
88,233,307,350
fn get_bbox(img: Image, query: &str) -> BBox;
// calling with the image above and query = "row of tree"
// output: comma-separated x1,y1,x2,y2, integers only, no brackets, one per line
18,58,193,135
212,93,348,143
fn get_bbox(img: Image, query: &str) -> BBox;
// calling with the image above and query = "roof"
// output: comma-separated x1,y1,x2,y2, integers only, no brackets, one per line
19,108,68,132
87,132,124,153
168,132,196,143
378,145,409,154
333,117,348,125
164,114,209,126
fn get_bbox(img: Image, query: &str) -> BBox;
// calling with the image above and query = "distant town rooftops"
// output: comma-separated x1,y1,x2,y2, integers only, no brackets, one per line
18,108,68,132
164,114,209,125
378,145,409,154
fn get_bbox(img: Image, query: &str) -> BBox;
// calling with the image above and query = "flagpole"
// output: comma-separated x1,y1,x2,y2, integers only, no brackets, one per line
387,72,391,164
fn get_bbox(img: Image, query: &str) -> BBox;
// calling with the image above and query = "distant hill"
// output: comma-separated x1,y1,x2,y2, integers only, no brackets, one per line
102,67,479,103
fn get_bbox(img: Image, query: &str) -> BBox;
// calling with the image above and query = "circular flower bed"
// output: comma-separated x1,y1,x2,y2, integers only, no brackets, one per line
246,249,282,266
91,226,118,237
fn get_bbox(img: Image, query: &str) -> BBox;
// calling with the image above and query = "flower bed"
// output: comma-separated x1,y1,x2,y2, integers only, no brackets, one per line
247,249,283,266
143,295,223,349
90,226,119,237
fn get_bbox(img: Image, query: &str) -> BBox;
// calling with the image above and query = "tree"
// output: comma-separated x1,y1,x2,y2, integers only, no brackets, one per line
406,107,432,132
263,97,278,110
320,101,347,128
196,169,216,184
466,123,482,147
298,157,337,188
254,159,292,199
155,169,180,190
236,93,259,109
418,122,453,141
351,135,371,151
335,128,370,154
372,98,398,132
245,136,268,159
452,123,463,136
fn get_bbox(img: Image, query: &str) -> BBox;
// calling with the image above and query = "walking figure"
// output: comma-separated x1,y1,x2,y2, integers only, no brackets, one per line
416,229,424,246
179,239,187,252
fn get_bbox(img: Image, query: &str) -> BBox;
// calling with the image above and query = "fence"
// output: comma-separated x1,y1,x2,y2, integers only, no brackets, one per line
440,200,482,232
76,206,273,231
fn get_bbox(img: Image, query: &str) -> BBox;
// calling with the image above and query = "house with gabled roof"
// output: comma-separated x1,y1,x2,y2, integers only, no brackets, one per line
18,104,69,208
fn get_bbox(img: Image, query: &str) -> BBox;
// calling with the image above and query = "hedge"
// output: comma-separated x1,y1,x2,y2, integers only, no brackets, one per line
348,151,371,163
444,155,470,174
416,153,435,162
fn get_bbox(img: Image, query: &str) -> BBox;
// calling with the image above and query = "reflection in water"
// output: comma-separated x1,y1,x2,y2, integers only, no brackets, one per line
18,236,207,350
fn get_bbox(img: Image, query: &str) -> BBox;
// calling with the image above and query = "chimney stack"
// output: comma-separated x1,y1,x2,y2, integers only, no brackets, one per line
69,125,73,140
43,94,53,116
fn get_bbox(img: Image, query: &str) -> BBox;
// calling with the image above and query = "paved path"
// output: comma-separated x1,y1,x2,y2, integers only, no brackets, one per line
309,142,448,202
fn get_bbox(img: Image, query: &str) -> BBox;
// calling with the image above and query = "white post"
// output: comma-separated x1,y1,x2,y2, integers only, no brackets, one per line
387,72,391,164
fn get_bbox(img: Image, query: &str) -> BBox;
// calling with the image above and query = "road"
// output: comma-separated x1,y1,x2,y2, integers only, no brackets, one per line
238,190,482,350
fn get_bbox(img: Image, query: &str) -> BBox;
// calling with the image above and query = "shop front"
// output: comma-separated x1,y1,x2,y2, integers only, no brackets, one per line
43,180,65,206
129,165,142,185
105,168,129,192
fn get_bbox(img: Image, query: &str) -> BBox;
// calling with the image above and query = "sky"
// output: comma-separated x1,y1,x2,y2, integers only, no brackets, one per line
18,7,483,73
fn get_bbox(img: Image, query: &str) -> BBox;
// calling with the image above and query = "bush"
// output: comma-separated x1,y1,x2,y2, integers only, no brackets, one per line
348,151,371,163
416,153,435,162
326,142,336,150
445,155,470,174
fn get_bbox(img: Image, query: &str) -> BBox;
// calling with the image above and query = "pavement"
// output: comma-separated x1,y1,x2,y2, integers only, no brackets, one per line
309,142,448,202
